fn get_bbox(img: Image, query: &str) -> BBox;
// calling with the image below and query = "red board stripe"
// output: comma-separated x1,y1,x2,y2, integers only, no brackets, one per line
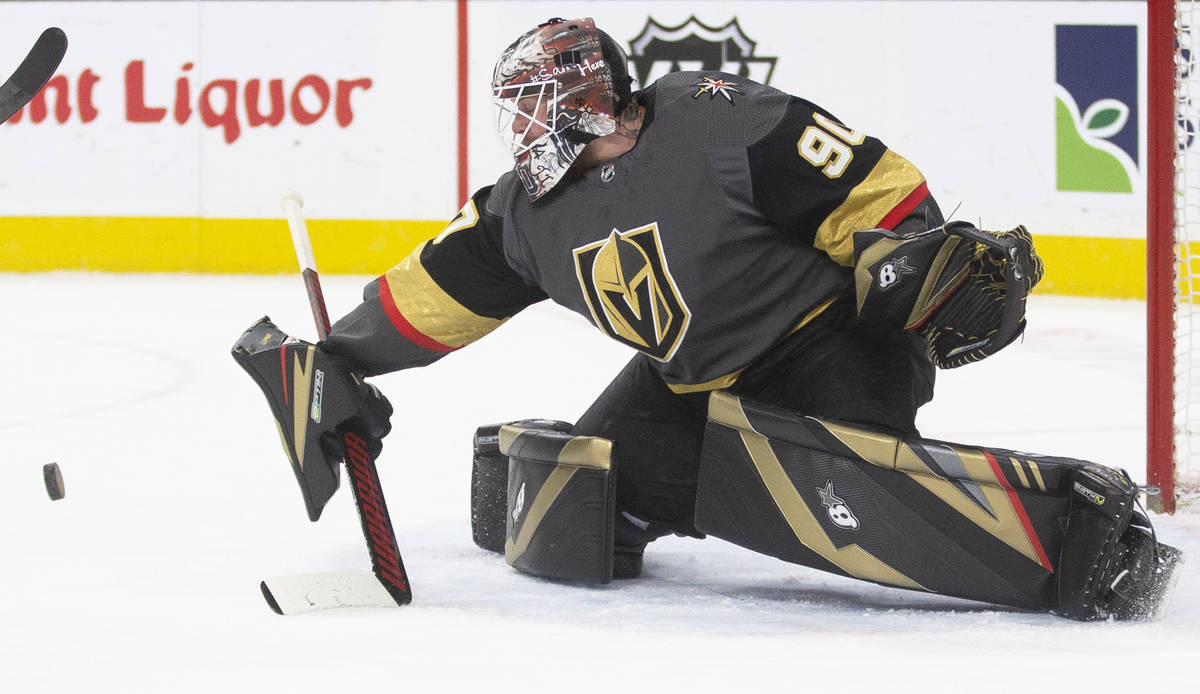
456,0,470,208
377,275,459,354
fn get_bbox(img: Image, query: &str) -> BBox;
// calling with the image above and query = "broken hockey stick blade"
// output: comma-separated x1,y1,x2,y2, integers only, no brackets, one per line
261,191,411,612
0,28,67,124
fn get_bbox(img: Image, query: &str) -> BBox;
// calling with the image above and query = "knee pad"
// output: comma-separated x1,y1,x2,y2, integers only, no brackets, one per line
696,391,1178,619
471,420,618,583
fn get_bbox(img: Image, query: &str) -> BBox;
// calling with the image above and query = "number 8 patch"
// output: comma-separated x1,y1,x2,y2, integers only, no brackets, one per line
877,256,916,290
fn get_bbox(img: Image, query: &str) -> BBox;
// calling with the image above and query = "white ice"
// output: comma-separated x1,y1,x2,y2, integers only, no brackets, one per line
2,273,1198,692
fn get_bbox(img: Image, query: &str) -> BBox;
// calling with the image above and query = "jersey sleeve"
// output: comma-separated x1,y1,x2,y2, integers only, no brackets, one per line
747,96,942,266
323,185,549,376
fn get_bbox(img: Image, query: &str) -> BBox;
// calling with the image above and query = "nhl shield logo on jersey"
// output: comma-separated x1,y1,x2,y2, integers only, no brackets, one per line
573,223,691,361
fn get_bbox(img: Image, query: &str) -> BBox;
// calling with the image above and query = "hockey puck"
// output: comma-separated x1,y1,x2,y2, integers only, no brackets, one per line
43,462,64,500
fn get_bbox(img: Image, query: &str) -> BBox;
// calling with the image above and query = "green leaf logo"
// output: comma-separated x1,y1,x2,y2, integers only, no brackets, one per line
1055,87,1135,193
1082,98,1129,139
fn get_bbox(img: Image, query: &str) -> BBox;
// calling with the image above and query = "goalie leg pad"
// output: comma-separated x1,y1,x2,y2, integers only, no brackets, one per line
696,391,1180,619
499,422,617,583
471,420,572,554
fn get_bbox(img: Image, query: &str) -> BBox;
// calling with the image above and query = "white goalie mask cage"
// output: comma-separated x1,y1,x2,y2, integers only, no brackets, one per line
493,78,560,160
491,18,622,200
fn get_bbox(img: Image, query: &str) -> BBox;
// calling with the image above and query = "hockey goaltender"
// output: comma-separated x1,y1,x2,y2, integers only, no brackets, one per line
234,17,1182,620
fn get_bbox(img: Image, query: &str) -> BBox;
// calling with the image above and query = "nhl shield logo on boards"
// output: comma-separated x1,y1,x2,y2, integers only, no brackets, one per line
573,223,691,361
626,16,777,87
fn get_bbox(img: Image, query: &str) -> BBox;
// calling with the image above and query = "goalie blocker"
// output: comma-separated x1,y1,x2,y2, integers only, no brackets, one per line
699,391,1182,620
231,317,393,521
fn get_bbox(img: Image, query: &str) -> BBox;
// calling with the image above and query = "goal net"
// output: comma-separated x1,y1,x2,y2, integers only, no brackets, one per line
1149,0,1200,513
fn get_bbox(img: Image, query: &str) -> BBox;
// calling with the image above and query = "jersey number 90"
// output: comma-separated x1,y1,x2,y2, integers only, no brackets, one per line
797,113,865,179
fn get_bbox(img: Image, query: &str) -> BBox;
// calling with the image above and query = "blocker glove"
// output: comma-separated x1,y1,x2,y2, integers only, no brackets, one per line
232,316,393,521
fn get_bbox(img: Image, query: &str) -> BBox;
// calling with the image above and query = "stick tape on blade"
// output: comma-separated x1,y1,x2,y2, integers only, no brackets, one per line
260,573,398,615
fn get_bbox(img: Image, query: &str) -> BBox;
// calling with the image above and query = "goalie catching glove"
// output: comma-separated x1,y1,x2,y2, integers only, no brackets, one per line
231,317,393,521
853,221,1044,368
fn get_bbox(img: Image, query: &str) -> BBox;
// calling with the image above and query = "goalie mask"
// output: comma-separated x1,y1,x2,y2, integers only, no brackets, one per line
492,18,632,201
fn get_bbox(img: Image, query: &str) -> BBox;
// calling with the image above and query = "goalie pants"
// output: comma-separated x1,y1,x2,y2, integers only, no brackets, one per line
571,297,935,544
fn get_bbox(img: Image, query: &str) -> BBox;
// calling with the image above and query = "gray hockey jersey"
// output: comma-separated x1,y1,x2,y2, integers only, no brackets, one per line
326,71,937,392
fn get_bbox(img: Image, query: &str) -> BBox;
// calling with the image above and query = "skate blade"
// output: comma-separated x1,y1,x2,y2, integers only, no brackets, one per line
1146,546,1185,620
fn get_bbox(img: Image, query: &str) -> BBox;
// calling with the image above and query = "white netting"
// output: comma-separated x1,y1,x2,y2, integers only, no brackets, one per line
1173,0,1200,510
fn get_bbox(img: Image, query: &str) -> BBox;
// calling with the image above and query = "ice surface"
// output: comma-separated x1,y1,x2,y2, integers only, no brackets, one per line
2,273,1197,691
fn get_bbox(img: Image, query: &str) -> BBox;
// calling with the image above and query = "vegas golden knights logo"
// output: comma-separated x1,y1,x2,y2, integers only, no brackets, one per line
573,223,691,360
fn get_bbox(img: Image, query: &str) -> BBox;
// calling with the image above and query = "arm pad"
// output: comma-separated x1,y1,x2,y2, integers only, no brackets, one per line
853,221,1043,368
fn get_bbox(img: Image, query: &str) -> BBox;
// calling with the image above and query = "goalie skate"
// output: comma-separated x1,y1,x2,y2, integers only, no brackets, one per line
1104,522,1185,620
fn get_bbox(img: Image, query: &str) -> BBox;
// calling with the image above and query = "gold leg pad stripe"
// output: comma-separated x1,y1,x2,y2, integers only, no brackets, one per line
717,395,927,591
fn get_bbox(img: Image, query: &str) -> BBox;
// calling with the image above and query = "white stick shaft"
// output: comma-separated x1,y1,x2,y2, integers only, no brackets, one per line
281,191,317,273
280,190,332,339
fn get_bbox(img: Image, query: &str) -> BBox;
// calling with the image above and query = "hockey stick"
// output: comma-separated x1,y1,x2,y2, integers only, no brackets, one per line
0,28,68,124
260,192,412,614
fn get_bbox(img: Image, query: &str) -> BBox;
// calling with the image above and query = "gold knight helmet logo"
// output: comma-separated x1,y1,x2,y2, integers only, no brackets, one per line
573,223,691,360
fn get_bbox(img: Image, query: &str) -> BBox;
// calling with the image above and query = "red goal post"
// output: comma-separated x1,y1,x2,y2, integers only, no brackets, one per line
1148,0,1200,513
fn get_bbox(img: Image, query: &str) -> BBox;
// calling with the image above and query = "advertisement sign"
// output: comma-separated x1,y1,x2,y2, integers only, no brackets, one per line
0,1,1153,296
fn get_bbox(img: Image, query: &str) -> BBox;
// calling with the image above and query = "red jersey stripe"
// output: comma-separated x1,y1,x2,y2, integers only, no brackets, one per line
377,275,459,354
876,181,930,231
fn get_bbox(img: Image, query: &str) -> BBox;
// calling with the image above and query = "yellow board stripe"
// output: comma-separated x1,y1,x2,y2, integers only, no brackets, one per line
0,215,1175,303
1033,234,1144,299
0,216,445,273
